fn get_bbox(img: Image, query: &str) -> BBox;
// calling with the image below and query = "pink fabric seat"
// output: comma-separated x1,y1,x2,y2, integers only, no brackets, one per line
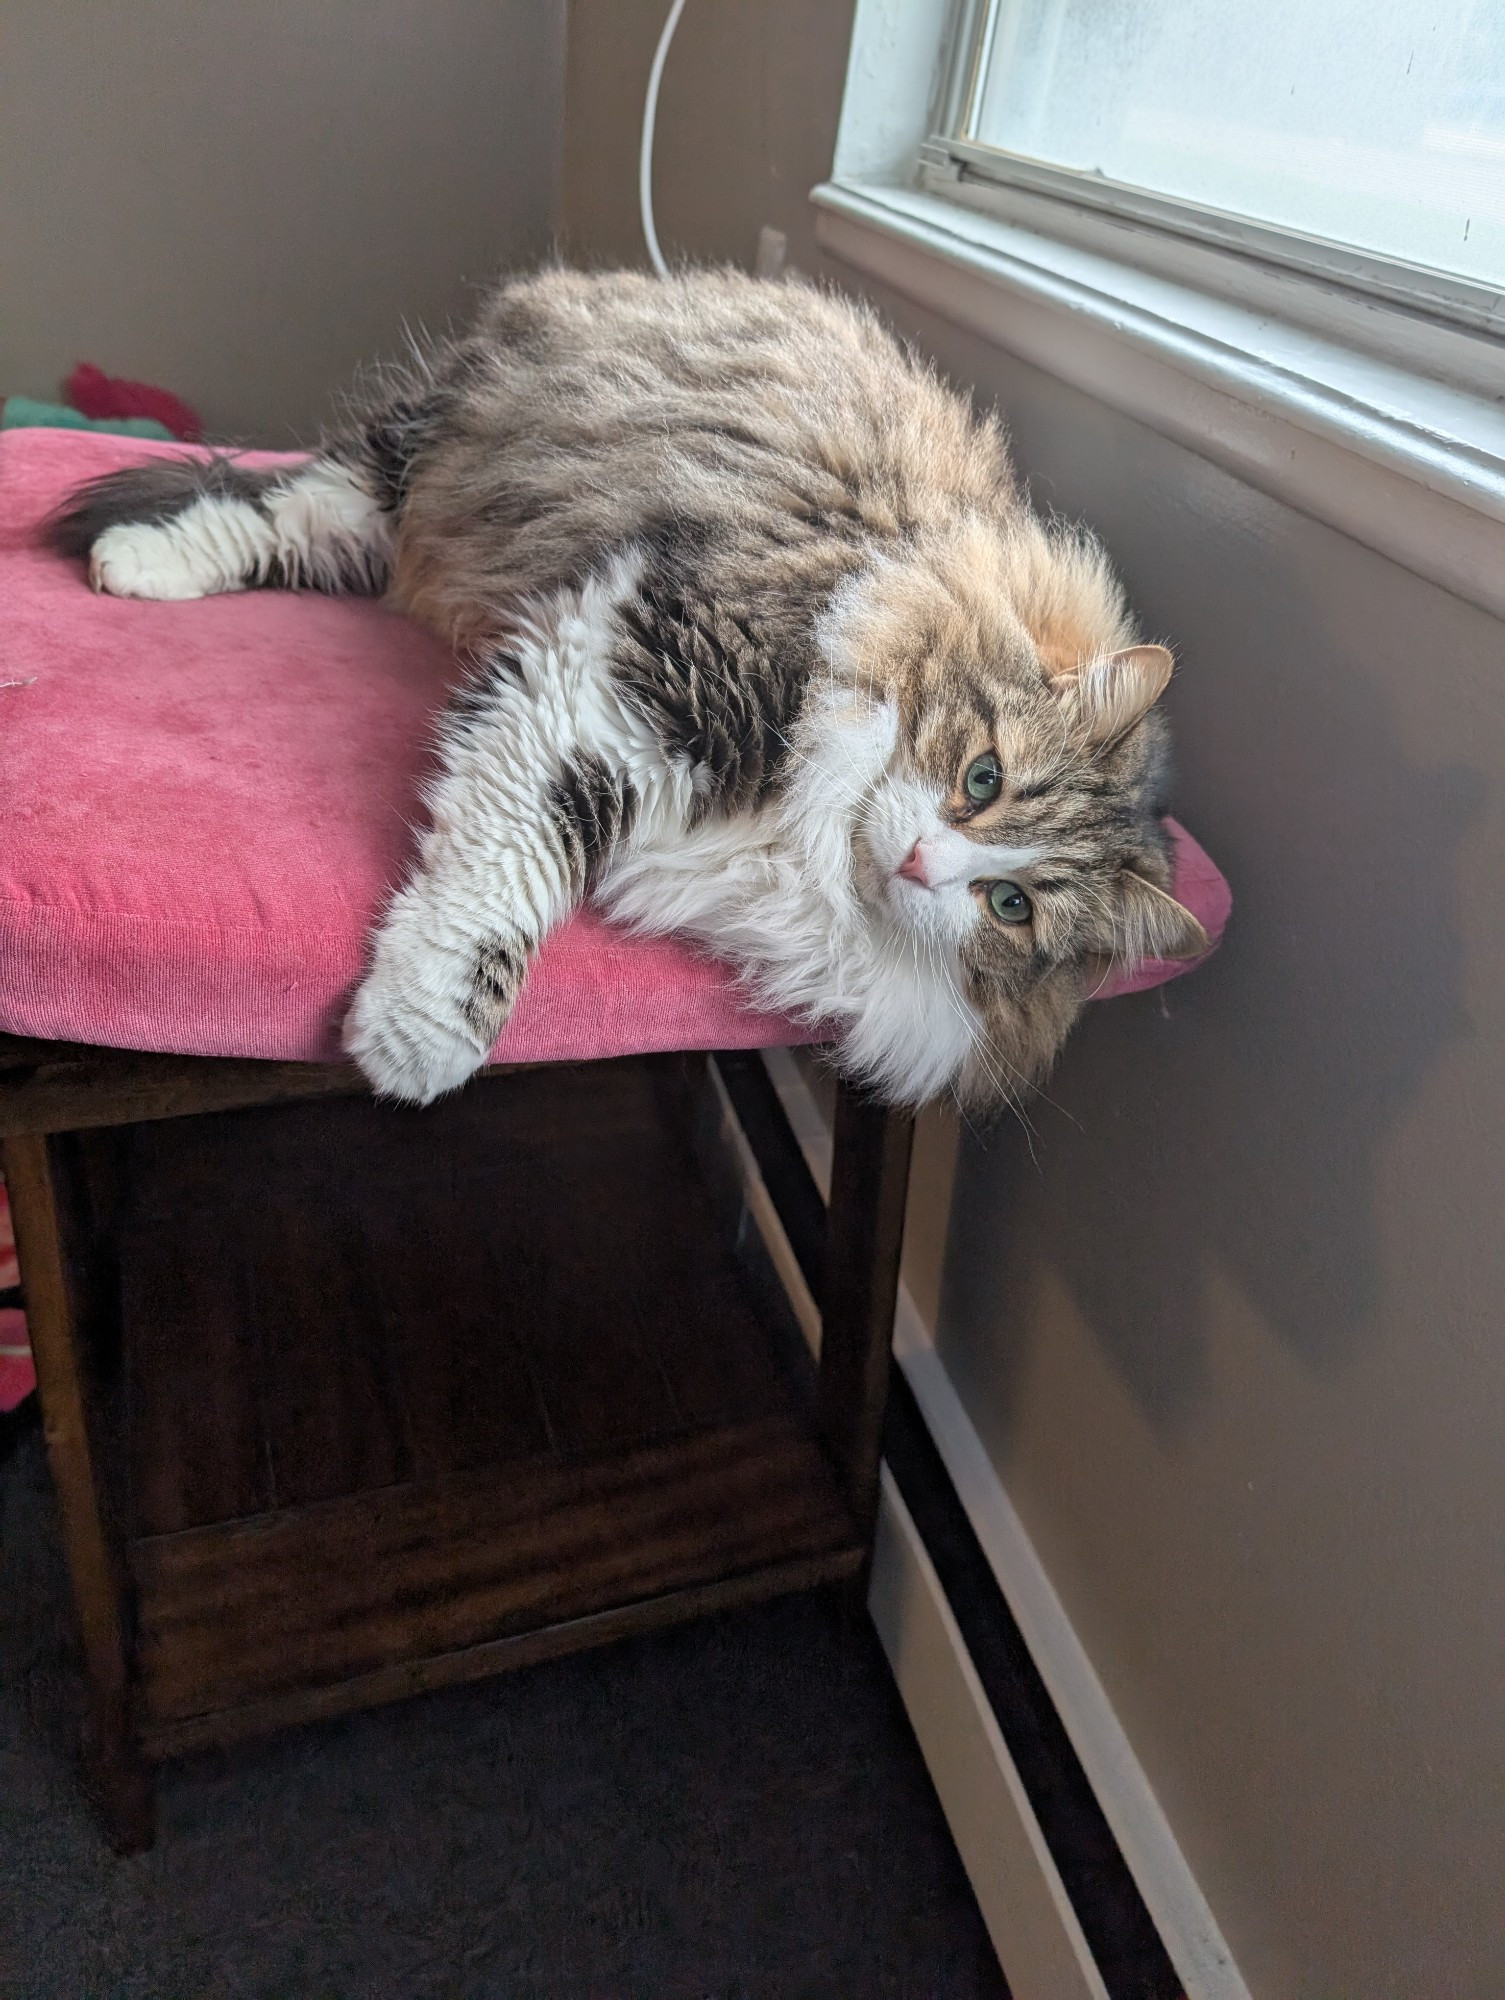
0,431,1230,1068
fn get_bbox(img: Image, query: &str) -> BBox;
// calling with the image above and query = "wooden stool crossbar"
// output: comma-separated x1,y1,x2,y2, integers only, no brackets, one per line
1,1033,913,1852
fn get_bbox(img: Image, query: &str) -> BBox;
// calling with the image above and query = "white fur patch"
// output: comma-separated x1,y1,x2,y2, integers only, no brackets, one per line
860,772,946,880
90,498,273,599
268,460,392,587
342,879,495,1102
604,683,985,1104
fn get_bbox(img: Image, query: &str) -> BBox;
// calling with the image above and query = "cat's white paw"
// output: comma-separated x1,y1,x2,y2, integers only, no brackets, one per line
343,967,491,1106
342,895,510,1105
89,522,211,600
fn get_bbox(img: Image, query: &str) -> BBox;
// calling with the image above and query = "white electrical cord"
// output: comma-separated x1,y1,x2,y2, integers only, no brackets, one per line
639,0,688,278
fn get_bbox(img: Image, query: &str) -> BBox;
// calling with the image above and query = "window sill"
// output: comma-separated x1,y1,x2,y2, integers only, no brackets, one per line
811,177,1505,624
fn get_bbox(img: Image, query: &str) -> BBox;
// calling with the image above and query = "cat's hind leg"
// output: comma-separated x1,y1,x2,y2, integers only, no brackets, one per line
345,568,679,1103
45,369,444,602
47,448,395,601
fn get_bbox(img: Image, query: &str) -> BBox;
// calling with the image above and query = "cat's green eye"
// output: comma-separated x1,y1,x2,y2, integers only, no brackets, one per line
963,752,1002,805
986,880,1032,926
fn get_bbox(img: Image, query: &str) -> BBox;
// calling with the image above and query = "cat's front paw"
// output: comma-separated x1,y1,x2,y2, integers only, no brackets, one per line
343,902,512,1105
343,975,486,1105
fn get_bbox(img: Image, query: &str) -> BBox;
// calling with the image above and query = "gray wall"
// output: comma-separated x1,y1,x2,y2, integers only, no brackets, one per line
909,316,1505,2000
561,9,1505,1996
0,0,566,443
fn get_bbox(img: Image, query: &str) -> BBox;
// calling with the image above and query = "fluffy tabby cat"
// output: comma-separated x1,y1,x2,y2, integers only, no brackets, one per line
50,266,1205,1109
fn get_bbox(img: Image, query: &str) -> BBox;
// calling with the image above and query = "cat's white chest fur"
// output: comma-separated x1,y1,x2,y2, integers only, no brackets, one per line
601,685,981,1104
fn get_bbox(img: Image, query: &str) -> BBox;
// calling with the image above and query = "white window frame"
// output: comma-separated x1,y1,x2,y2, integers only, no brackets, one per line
811,0,1505,623
939,0,1505,345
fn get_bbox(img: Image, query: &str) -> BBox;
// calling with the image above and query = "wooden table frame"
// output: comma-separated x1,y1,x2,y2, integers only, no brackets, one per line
0,1033,913,1852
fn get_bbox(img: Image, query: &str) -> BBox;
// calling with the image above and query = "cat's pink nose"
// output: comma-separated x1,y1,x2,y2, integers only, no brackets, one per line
897,840,930,887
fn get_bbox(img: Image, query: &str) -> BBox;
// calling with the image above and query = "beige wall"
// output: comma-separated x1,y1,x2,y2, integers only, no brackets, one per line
561,0,855,275
562,10,1505,1996
0,0,565,443
910,320,1505,2000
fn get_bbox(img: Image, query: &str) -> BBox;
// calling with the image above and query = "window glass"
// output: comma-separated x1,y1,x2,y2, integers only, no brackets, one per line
972,0,1505,287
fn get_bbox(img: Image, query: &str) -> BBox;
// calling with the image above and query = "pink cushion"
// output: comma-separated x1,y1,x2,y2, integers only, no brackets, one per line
0,430,1228,1067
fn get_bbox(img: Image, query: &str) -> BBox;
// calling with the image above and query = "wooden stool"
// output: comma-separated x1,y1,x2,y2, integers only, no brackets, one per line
1,1032,912,1852
0,426,1225,1856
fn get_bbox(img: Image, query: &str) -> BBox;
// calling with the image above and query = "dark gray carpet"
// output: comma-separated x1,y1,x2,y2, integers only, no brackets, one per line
1,1413,1009,1999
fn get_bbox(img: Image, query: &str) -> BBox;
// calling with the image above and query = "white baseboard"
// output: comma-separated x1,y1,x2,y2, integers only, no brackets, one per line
873,1466,1109,2000
892,1299,1249,2000
747,1050,1250,2000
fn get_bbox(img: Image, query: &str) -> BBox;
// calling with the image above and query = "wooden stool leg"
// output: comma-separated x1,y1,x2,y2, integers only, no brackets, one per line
817,1085,915,1547
2,1134,154,1852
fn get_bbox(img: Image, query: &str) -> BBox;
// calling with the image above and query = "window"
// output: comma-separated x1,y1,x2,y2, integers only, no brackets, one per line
815,0,1505,625
929,0,1505,325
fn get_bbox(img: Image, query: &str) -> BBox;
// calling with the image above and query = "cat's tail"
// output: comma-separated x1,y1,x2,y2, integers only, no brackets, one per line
46,391,434,603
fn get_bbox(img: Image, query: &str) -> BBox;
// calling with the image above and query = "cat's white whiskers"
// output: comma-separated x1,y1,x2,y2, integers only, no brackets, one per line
902,925,1033,1145
761,720,871,817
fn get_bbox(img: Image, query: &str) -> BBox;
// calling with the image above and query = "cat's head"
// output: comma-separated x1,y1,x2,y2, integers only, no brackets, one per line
814,516,1207,1108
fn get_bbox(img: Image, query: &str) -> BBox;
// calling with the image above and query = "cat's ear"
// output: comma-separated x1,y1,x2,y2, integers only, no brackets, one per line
1111,869,1209,963
1052,644,1173,748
